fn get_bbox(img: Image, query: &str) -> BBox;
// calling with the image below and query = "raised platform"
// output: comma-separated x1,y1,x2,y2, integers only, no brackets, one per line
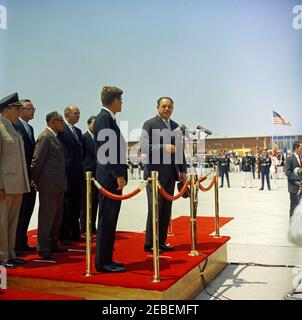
7,216,232,300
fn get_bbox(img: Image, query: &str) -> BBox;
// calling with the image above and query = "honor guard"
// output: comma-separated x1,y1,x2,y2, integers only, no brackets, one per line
250,152,256,179
241,151,253,188
259,149,271,190
219,150,230,188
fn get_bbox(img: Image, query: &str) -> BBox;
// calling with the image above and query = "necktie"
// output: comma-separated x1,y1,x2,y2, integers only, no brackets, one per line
164,120,171,131
24,123,32,140
72,126,79,142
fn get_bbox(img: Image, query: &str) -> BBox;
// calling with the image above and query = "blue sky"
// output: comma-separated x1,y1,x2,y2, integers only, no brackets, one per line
0,0,301,138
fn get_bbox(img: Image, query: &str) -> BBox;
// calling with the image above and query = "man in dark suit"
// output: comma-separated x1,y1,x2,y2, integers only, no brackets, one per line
94,86,128,273
140,97,187,253
285,141,302,217
80,116,98,234
31,112,67,260
14,99,37,255
58,105,83,243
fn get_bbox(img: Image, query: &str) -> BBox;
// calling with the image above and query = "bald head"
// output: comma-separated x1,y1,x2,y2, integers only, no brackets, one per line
64,105,80,125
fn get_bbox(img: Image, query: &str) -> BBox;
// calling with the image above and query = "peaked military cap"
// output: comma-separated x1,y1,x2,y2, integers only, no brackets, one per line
0,92,22,112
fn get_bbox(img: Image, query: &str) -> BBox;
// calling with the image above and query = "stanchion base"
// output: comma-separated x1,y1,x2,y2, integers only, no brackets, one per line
83,273,93,277
210,234,222,239
188,251,200,256
150,278,161,283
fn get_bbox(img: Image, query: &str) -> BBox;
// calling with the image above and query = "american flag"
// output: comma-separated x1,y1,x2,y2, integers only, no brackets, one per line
272,111,291,126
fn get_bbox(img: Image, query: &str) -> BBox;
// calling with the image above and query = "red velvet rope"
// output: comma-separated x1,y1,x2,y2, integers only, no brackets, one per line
199,176,217,192
158,180,190,201
199,176,207,183
98,186,142,201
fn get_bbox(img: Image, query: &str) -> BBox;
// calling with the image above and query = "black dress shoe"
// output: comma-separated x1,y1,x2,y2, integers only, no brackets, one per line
1,261,17,268
259,188,264,190
96,263,125,273
112,261,124,267
51,247,68,253
9,258,27,265
159,244,174,251
38,252,54,260
144,246,163,253
61,240,73,245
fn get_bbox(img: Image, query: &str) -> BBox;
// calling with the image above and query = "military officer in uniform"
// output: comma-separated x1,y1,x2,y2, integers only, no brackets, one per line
0,93,30,268
259,149,271,190
219,150,230,188
241,151,253,188
250,152,256,179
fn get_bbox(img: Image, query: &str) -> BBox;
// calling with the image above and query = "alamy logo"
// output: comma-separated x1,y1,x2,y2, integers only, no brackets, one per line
293,5,302,30
0,265,7,289
0,4,7,29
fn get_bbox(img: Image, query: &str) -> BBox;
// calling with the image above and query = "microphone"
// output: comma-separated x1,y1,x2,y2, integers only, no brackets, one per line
177,124,187,134
196,125,212,136
175,124,191,139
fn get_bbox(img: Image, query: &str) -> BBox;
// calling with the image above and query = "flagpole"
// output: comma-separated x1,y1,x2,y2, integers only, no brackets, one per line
271,110,274,151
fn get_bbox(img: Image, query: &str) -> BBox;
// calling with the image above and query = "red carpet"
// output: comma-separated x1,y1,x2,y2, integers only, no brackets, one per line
0,289,85,300
6,216,232,292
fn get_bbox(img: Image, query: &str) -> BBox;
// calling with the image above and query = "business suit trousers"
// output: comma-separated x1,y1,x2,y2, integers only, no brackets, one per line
60,182,82,241
95,190,121,266
38,192,64,253
289,193,302,217
0,194,22,262
145,175,176,247
15,188,36,250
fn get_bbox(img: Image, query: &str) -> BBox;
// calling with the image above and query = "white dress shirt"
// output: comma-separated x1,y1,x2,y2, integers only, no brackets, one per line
102,107,116,120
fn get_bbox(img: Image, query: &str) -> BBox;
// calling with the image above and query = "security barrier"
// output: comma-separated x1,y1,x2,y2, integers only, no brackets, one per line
86,166,220,280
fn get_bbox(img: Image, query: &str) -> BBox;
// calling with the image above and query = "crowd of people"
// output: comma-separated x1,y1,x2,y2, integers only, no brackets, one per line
0,88,301,274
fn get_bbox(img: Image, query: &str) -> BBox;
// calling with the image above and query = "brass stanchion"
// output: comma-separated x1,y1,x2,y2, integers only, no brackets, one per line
167,218,174,236
85,171,93,277
188,169,199,256
212,165,221,238
150,171,161,283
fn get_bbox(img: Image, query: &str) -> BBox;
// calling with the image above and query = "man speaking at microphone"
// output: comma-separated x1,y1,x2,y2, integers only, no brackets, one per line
140,97,187,253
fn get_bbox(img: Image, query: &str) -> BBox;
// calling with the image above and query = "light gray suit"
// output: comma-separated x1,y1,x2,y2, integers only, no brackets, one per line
0,115,30,262
31,128,67,253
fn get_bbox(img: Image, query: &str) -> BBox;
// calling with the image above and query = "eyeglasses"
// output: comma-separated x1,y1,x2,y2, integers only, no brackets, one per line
54,118,64,122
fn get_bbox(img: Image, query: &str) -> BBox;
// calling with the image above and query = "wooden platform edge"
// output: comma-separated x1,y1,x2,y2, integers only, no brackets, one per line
7,243,227,300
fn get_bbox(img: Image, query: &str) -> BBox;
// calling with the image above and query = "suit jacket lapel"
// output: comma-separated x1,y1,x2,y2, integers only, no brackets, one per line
155,115,169,131
29,124,35,144
17,120,34,144
65,123,80,145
